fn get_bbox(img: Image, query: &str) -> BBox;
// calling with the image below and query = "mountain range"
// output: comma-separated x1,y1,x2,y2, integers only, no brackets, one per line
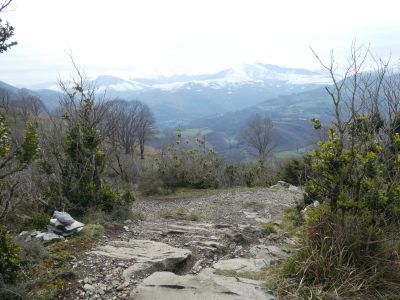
0,63,334,160
21,63,331,126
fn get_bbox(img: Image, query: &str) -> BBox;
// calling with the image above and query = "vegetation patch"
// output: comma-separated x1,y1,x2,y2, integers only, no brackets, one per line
160,208,201,221
80,224,105,238
261,223,277,235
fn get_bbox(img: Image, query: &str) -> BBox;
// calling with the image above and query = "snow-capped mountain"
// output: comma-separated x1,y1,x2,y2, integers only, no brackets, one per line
94,75,148,92
25,63,331,126
89,63,331,93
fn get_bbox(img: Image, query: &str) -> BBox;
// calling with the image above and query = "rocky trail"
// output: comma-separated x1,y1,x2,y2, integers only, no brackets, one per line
66,187,302,299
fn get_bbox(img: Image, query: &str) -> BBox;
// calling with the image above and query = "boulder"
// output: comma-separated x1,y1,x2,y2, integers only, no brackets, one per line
90,239,191,277
48,212,84,236
249,245,289,259
130,269,276,300
53,211,75,225
277,181,290,187
213,257,273,272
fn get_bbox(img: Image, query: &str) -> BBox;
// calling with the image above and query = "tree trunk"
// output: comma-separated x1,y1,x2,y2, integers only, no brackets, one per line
140,141,144,160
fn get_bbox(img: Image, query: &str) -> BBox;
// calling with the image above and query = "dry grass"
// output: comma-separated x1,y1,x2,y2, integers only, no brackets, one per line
160,207,202,221
273,205,400,299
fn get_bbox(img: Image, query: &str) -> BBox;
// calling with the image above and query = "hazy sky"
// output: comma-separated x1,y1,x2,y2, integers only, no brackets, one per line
1,0,400,86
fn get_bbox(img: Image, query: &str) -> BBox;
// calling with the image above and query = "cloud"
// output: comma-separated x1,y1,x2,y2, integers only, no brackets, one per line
1,0,399,85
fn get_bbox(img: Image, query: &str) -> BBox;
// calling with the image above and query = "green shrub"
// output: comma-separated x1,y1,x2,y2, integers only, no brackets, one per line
99,185,119,212
154,131,221,190
17,239,48,265
244,169,256,187
278,158,307,186
138,177,172,196
282,205,304,234
100,186,136,213
0,225,21,285
225,165,239,186
26,210,50,231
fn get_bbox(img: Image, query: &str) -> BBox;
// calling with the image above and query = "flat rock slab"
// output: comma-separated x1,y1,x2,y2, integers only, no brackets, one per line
90,239,191,274
130,269,275,300
249,245,289,259
213,257,274,272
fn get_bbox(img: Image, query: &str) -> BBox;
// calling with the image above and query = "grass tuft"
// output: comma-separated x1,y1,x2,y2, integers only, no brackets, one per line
160,207,202,221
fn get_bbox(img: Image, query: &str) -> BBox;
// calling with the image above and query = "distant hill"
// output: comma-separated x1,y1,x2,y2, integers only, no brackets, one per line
30,63,331,126
0,80,60,112
182,87,333,161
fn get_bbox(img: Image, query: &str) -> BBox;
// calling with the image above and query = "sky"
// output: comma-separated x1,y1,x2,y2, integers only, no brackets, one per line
1,0,400,86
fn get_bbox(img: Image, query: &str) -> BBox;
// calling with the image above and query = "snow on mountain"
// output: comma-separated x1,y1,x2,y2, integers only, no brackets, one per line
95,75,149,92
29,64,330,93
216,63,331,85
145,63,331,91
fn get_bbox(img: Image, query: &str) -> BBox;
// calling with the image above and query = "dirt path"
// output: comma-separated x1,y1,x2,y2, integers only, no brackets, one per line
66,187,302,300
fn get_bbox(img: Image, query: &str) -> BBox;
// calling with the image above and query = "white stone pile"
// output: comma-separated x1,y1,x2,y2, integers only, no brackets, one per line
48,211,85,237
19,211,84,244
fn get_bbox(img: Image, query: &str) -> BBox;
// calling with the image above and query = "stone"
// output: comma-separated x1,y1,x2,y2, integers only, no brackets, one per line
227,231,245,243
90,239,191,275
19,230,64,244
195,241,225,249
130,269,275,300
162,229,186,235
195,245,217,252
53,211,75,225
243,211,258,219
277,181,290,187
288,185,299,191
83,283,95,292
213,257,273,272
117,282,129,291
249,245,289,259
214,224,231,229
254,217,269,223
48,212,84,237
41,232,65,243
192,259,204,273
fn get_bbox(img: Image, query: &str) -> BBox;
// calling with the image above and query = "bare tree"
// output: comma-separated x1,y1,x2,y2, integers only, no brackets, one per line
241,113,275,162
136,103,155,159
0,88,10,116
104,99,155,158
14,90,45,123
106,100,142,154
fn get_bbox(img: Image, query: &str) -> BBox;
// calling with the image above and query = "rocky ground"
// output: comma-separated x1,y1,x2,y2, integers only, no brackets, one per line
63,187,302,300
